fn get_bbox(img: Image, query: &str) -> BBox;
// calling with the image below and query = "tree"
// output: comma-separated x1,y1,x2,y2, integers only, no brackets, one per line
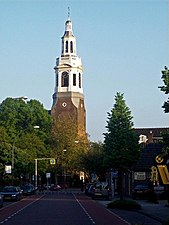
0,97,52,184
159,66,169,156
0,127,12,184
80,141,106,182
50,115,88,185
103,92,140,200
159,66,169,113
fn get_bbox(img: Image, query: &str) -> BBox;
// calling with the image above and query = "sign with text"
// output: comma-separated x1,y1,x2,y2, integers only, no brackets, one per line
46,173,51,178
134,172,146,180
5,165,12,174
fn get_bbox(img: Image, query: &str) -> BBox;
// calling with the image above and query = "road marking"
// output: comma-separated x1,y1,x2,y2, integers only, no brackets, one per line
73,194,96,224
105,208,131,225
0,195,44,224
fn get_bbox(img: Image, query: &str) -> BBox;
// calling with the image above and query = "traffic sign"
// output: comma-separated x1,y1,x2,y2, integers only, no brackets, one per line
50,159,56,165
46,173,51,178
155,155,163,163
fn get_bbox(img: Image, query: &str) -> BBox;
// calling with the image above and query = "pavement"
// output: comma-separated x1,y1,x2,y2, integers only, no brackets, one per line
98,198,169,225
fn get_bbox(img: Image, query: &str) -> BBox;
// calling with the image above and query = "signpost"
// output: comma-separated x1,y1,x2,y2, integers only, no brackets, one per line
34,158,56,189
50,159,56,165
5,165,12,174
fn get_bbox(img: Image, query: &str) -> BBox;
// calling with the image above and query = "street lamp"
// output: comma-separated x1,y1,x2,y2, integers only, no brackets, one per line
63,149,67,184
34,157,56,190
33,125,40,189
35,159,38,190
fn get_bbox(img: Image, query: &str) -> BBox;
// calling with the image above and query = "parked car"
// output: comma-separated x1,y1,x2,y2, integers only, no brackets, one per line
86,183,95,197
1,186,23,201
132,184,152,200
50,184,61,191
21,184,35,195
0,194,3,207
85,183,93,196
90,182,111,200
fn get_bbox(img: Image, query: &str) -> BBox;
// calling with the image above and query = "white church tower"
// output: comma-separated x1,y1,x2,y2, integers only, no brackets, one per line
51,12,86,138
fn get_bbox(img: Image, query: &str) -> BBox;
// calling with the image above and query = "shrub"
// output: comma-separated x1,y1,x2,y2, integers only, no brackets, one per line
107,199,141,211
131,223,145,225
163,219,169,225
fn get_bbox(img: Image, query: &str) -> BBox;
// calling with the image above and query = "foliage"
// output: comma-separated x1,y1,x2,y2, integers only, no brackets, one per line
50,116,88,175
163,219,169,225
158,66,169,157
0,127,11,174
107,199,141,211
159,66,169,113
103,92,140,199
0,97,52,183
80,141,106,181
103,92,140,171
161,131,169,156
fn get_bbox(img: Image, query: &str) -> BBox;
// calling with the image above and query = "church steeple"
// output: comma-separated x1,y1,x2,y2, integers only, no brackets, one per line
51,13,86,138
61,12,77,57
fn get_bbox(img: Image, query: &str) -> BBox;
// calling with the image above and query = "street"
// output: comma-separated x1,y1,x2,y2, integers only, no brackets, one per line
0,191,129,225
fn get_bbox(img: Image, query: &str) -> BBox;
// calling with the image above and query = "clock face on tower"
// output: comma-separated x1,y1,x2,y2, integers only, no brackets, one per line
63,72,68,78
62,102,67,107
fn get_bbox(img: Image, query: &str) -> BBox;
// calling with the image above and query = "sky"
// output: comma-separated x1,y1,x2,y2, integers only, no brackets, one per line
0,0,168,142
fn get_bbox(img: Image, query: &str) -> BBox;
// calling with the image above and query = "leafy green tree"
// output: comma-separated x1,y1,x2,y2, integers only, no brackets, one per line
0,97,52,184
161,131,169,156
159,66,169,113
103,92,140,200
80,141,106,182
159,66,169,156
50,116,88,184
0,127,12,184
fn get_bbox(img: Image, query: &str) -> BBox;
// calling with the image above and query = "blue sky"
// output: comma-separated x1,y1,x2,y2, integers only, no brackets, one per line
0,0,168,142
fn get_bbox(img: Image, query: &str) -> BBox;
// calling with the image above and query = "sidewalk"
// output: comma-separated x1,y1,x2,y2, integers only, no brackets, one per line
137,199,169,223
98,198,169,225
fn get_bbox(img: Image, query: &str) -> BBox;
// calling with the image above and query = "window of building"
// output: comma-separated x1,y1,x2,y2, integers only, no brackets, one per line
62,40,64,54
56,74,58,86
79,73,81,88
70,41,73,53
61,72,69,87
73,73,76,86
65,41,68,53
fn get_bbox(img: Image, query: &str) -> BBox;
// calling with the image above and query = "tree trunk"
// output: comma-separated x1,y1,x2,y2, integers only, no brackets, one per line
118,170,124,200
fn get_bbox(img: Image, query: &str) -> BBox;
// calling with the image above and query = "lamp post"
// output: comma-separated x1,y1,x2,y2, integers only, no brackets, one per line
63,149,67,184
35,159,38,190
34,158,56,190
11,96,28,174
12,124,39,187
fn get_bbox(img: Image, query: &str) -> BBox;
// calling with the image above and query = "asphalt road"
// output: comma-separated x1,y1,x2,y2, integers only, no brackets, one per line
0,192,130,225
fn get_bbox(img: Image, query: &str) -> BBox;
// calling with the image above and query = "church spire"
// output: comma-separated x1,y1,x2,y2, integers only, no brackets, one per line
61,9,76,57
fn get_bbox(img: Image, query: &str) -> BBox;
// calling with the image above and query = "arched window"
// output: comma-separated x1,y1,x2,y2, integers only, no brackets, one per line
56,74,58,86
79,73,81,88
73,73,76,86
65,41,68,53
70,41,73,53
62,40,64,54
61,72,69,87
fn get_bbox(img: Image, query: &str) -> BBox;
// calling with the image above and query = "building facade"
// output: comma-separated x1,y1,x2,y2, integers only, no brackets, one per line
51,15,86,138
